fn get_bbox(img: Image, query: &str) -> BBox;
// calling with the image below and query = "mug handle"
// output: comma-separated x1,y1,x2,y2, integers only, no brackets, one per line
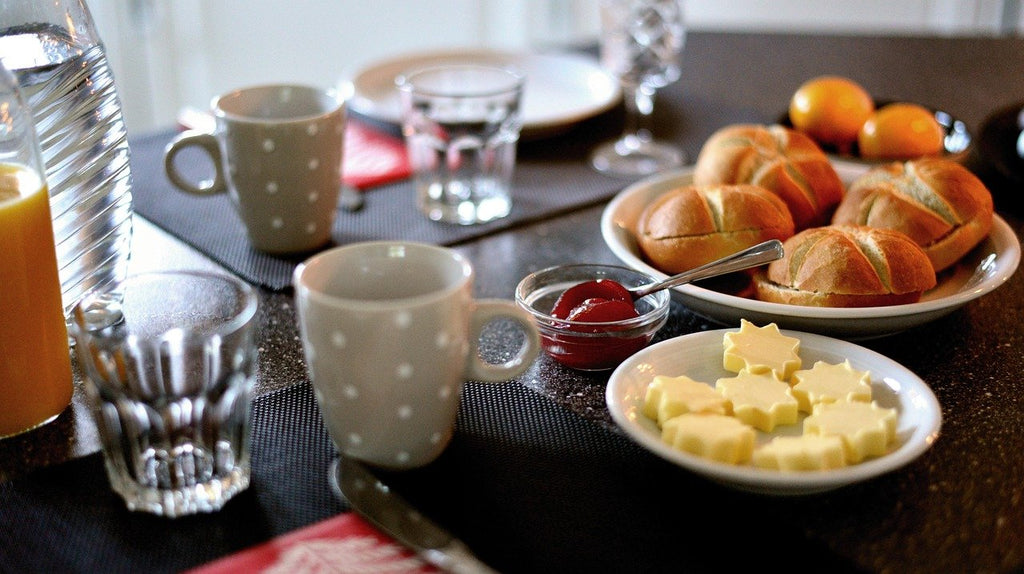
465,299,540,383
163,129,227,196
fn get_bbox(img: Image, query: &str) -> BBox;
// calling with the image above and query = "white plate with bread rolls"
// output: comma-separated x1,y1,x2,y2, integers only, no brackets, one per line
606,328,943,495
600,165,1020,340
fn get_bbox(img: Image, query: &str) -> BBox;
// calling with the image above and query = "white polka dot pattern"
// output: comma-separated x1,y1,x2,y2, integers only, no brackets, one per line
394,311,412,329
307,306,468,469
331,331,346,348
396,363,413,379
227,105,342,252
168,84,346,255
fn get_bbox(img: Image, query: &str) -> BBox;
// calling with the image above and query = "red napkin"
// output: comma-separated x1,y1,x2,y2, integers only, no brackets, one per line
186,512,438,573
342,120,411,190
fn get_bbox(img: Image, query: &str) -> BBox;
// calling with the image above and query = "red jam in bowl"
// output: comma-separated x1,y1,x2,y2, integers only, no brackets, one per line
546,280,649,370
551,279,636,320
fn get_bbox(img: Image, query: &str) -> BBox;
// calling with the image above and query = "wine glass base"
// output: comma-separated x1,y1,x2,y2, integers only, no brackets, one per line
590,137,686,177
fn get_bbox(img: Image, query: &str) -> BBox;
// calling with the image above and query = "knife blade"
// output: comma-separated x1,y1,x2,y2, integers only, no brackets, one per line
330,457,499,574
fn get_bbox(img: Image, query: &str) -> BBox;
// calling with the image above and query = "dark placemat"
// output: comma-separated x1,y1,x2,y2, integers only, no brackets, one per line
0,378,859,574
130,121,634,291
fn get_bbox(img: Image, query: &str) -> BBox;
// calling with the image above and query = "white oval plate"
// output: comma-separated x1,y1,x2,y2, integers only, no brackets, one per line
600,165,1021,339
606,329,942,495
346,48,621,139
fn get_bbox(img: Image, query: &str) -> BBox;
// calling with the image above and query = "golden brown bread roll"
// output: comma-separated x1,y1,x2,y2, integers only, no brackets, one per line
636,183,795,274
693,124,845,230
831,158,993,272
753,224,936,307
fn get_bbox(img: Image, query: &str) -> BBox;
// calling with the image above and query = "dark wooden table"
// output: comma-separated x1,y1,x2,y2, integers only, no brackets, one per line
2,31,1023,573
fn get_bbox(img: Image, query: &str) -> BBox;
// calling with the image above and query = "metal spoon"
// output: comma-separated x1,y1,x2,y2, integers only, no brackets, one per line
628,239,784,300
339,183,365,212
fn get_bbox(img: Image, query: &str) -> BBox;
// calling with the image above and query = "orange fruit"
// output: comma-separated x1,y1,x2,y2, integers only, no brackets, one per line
857,103,945,160
789,76,875,149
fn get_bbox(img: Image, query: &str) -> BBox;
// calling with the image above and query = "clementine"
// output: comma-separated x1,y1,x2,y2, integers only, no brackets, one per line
789,76,874,149
857,103,945,160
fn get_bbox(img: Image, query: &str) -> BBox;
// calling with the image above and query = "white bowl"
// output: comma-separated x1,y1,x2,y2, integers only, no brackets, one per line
600,166,1021,340
606,329,942,495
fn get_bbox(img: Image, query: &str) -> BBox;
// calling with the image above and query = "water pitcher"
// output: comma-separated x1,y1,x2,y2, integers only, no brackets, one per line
0,0,133,323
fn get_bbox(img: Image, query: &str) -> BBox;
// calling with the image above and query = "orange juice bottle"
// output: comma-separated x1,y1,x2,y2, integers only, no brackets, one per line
0,162,73,437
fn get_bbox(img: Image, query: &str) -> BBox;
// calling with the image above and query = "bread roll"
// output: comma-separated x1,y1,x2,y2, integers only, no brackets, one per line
694,124,844,230
831,158,993,272
753,224,937,307
636,183,795,274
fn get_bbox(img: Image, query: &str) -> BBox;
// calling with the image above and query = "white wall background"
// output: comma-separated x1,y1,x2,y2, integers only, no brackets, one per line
86,0,1022,133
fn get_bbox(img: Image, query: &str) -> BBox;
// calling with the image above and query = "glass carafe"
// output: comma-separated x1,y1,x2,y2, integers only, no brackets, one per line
0,0,133,324
0,61,74,438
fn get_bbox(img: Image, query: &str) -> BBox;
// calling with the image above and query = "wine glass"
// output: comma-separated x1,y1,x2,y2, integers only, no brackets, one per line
591,0,686,177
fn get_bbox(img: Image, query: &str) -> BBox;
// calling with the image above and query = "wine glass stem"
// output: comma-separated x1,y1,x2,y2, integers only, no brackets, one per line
623,83,656,144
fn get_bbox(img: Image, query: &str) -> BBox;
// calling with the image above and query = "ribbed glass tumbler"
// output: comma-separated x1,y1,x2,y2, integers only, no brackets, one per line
70,271,259,517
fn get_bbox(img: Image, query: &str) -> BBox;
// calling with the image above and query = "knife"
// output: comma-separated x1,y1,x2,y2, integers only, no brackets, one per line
330,457,499,574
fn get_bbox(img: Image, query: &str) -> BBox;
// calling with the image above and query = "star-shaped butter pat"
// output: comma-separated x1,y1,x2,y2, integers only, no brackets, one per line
790,359,872,413
803,401,898,463
752,435,847,471
715,369,799,432
661,413,755,465
643,375,729,426
723,319,801,381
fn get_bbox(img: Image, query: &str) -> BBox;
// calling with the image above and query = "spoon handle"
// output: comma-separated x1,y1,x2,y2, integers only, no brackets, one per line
631,239,784,299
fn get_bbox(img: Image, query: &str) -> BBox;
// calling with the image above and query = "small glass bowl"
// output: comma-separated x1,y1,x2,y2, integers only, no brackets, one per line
515,264,670,371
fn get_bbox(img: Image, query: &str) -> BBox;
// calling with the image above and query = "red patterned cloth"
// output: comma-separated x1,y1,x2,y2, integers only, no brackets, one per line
187,512,436,573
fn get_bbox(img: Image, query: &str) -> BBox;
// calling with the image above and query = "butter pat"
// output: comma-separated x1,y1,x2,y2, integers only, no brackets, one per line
723,319,801,380
716,369,799,432
791,360,872,413
661,414,755,464
643,375,729,426
804,401,898,463
753,435,847,471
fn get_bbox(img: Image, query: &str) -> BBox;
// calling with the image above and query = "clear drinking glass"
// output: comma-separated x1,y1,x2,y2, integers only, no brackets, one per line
397,65,525,225
591,0,687,177
71,271,258,517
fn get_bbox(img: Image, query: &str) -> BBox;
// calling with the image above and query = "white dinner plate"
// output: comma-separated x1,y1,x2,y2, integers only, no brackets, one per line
606,329,942,495
346,48,621,139
600,165,1021,340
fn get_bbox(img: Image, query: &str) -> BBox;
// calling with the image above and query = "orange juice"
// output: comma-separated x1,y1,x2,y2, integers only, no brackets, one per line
0,162,73,437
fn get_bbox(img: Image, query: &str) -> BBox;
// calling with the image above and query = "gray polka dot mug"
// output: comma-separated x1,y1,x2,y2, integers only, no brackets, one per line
293,241,541,469
164,84,346,254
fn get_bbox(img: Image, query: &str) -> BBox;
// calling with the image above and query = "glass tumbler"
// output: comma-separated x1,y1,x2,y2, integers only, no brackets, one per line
397,64,525,225
71,271,258,517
